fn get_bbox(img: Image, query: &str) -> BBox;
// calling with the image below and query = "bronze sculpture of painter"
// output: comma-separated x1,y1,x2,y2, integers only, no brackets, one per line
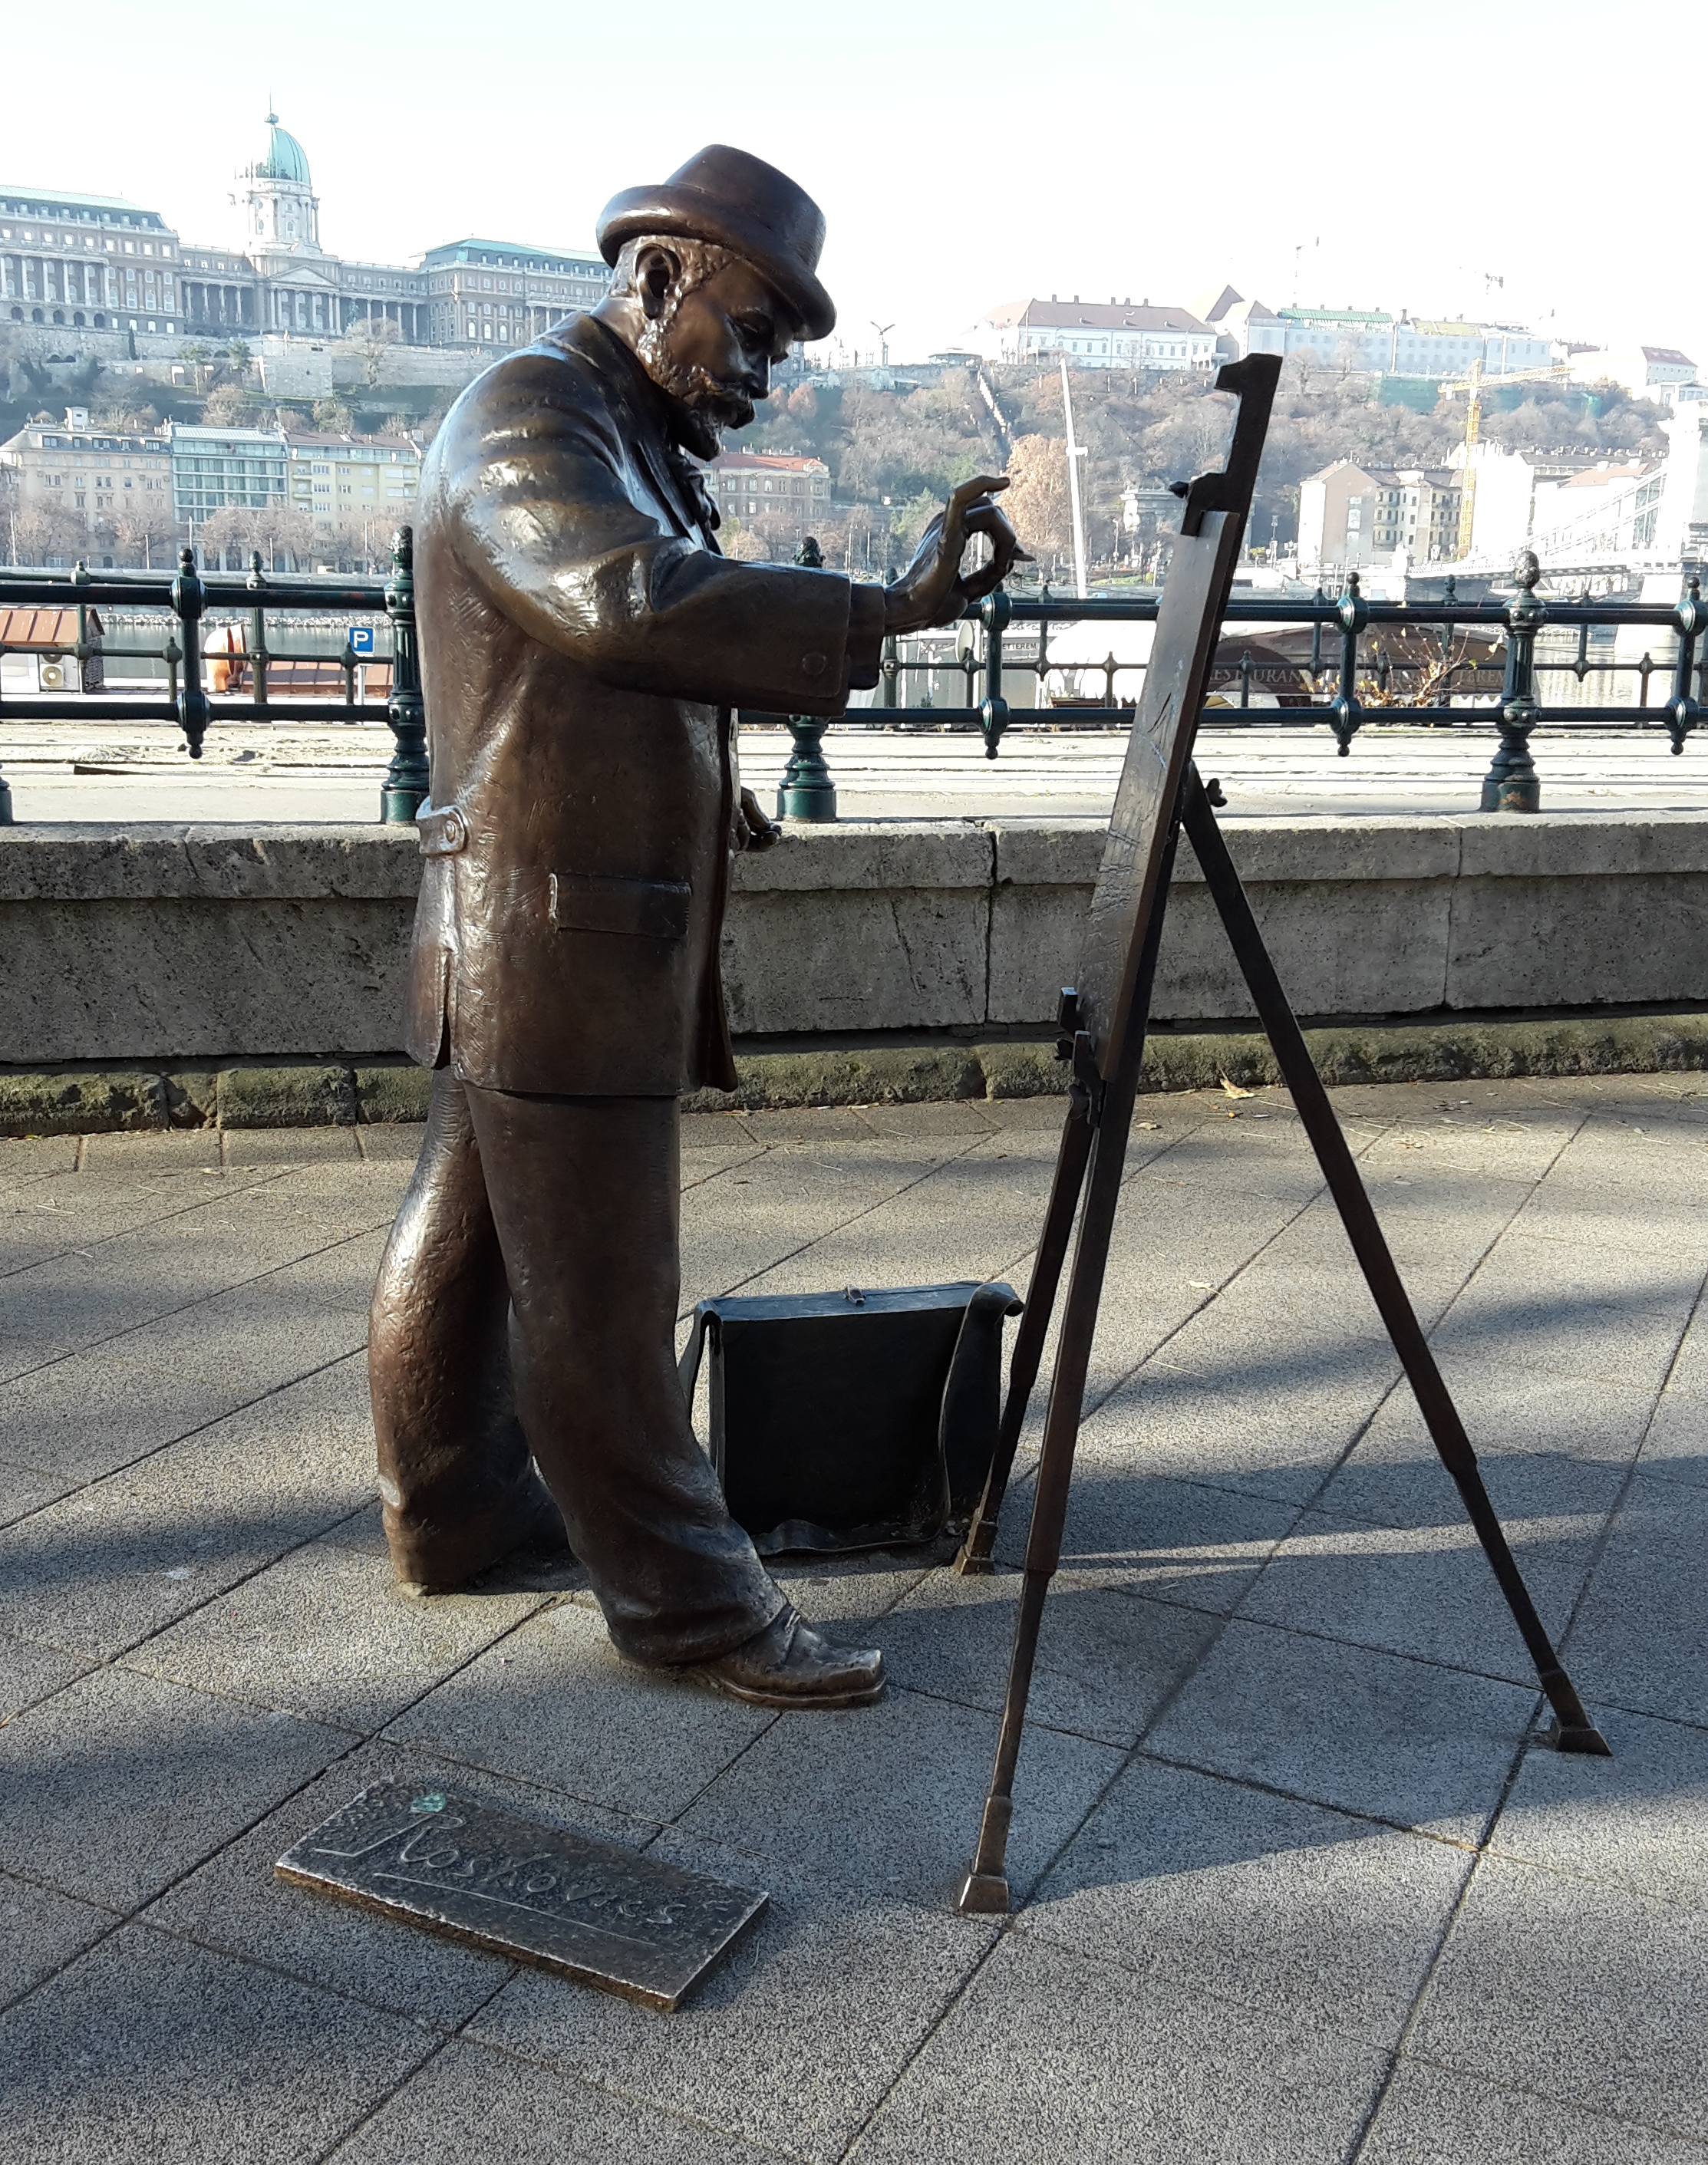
368,145,1022,1707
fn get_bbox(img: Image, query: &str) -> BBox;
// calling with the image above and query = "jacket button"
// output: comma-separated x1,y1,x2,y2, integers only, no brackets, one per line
802,651,826,676
443,809,467,850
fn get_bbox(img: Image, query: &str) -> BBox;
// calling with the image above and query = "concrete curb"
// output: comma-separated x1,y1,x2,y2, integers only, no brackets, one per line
5,1012,1708,1135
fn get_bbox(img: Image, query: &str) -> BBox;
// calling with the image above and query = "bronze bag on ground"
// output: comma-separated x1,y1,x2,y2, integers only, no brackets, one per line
677,1280,1023,1554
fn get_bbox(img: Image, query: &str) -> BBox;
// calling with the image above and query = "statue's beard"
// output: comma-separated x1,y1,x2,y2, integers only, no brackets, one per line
636,321,760,453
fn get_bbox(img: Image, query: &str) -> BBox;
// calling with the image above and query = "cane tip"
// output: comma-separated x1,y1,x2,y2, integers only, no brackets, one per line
1551,1721,1613,1758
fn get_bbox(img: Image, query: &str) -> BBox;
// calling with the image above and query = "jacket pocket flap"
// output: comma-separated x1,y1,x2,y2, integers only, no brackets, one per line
549,871,691,941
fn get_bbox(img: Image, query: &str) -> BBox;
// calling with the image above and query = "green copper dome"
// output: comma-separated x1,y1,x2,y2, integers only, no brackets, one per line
257,112,311,186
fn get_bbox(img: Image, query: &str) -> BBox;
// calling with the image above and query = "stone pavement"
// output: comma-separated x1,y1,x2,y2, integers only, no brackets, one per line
0,1075,1704,2163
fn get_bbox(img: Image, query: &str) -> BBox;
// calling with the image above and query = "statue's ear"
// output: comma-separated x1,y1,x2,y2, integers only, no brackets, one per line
636,244,681,320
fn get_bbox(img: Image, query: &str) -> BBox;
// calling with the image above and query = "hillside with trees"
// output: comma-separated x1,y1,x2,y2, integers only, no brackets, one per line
732,358,1672,578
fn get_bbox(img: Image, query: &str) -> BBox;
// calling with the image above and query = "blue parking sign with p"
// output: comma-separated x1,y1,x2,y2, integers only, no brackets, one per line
348,625,376,654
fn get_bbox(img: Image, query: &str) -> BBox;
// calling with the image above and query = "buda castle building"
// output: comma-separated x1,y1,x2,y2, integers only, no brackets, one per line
3,114,609,354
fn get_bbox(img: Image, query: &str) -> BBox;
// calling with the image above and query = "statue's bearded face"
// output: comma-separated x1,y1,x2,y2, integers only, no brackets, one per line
624,240,800,454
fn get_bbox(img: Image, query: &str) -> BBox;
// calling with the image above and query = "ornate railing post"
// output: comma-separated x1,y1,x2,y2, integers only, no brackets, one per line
246,552,270,709
980,585,1011,758
776,713,837,820
381,525,429,822
1482,549,1543,812
1328,569,1366,756
171,544,209,759
879,634,899,709
775,535,837,819
72,558,91,693
1667,572,1703,756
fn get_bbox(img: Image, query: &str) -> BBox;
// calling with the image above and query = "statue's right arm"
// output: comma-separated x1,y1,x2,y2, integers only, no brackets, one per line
443,358,882,717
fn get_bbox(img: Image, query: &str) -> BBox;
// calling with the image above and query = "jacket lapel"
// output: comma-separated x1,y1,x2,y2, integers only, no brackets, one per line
566,318,716,548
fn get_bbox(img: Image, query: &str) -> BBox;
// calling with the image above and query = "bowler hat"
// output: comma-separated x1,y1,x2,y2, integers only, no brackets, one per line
597,145,835,341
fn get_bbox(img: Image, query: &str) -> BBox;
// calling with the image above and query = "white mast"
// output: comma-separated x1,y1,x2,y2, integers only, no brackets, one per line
1060,355,1089,598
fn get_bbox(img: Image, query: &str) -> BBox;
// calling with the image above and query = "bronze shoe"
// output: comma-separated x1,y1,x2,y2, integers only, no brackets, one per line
684,1606,885,1709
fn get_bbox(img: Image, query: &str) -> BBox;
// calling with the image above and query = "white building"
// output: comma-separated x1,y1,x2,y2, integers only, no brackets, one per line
1450,443,1537,562
1531,462,1667,559
969,298,1217,370
1299,460,1462,573
5,113,608,351
1567,345,1698,397
0,407,176,562
1205,289,1553,379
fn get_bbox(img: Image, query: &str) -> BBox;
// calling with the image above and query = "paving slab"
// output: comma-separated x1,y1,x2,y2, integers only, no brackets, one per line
0,1923,437,2165
1361,2059,1708,2163
0,1353,378,1658
674,1679,1121,1910
1352,1350,1662,1469
80,1129,224,1172
874,1564,1221,1746
0,1455,75,1528
0,1663,346,1910
329,2034,787,2164
1487,1705,1708,1910
994,1455,1304,1612
128,1537,548,1732
353,1121,427,1162
1145,1616,1538,1842
1426,1234,1698,1390
0,1227,384,1481
853,1932,1387,2165
384,1597,776,1823
1411,1851,1708,2140
0,1135,80,1181
1022,1753,1469,2047
1239,1462,1621,1686
1563,1471,1708,1725
0,1632,90,1722
473,1830,997,2165
0,1872,114,2012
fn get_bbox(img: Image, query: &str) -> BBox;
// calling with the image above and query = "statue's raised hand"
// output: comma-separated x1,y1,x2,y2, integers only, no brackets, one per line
882,475,1029,634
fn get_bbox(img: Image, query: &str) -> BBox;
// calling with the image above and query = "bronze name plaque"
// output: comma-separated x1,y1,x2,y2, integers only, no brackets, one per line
275,1779,767,2011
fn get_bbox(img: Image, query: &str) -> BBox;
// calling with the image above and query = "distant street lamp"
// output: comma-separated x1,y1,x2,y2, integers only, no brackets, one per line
871,321,895,368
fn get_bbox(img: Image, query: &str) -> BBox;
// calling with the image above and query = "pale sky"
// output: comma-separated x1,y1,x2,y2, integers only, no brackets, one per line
5,0,1691,367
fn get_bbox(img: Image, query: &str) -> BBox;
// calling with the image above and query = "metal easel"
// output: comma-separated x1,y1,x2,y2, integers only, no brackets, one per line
954,354,1609,1916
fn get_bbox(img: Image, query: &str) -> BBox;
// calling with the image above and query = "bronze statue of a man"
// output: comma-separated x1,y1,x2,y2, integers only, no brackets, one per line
368,146,1020,1707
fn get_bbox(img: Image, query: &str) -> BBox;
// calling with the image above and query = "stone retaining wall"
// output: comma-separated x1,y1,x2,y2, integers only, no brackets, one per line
5,812,1708,1068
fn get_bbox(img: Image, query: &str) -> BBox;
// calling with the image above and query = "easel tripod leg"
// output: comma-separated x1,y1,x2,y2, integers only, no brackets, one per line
1179,771,1609,1755
957,1103,1094,1573
958,837,1183,1912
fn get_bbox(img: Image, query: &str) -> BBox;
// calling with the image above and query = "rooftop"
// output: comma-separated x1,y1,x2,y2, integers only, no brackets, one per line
0,186,171,228
981,299,1213,334
418,237,606,274
711,451,829,472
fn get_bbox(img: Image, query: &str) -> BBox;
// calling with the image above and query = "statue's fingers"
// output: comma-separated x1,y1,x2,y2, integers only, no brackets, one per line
948,474,1010,511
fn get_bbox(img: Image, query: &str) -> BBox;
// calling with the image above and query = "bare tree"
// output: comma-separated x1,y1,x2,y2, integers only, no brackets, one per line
345,315,402,389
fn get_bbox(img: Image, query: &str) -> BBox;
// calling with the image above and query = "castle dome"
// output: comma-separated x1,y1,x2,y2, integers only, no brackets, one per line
256,112,311,187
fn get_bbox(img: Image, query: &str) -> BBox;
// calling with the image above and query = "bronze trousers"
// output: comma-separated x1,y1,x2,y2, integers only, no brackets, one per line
368,1070,783,1666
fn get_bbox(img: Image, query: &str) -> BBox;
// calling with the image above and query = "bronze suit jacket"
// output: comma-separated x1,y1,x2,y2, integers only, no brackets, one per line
406,315,885,1096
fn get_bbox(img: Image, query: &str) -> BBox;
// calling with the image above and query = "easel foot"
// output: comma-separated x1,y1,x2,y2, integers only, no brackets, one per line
1550,1719,1613,1756
956,1870,1011,1915
955,1521,1000,1576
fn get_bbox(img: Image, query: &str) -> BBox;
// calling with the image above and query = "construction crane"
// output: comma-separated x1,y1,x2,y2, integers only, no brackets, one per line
1455,360,1482,559
1439,360,1571,559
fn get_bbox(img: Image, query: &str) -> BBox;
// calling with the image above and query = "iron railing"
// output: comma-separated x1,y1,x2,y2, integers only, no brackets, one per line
840,551,1706,817
2,542,1703,825
0,534,425,824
